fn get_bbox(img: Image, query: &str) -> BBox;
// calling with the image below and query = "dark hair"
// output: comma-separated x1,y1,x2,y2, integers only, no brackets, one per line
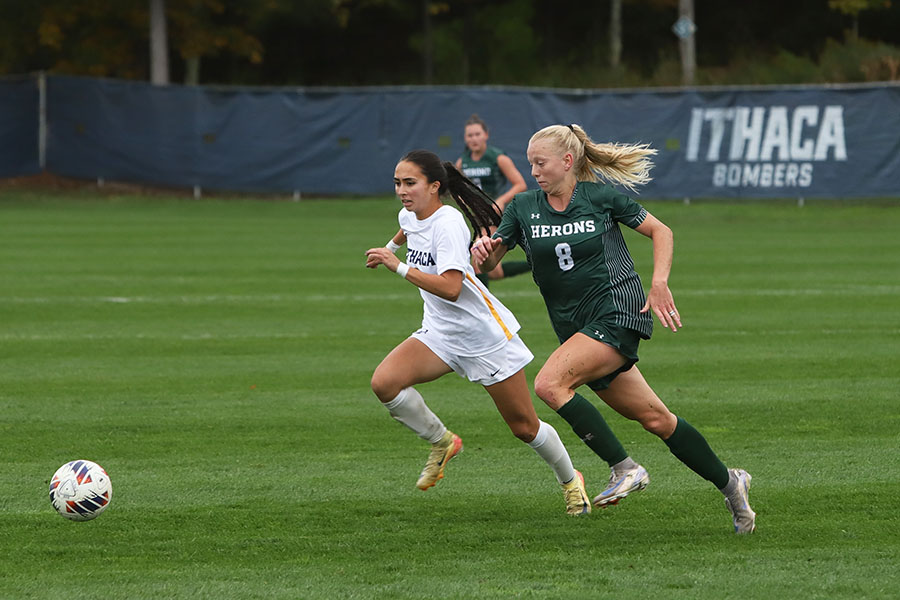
464,114,488,134
399,149,500,241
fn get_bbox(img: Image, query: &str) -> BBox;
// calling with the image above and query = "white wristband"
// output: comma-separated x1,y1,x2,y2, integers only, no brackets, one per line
386,240,401,253
395,263,410,279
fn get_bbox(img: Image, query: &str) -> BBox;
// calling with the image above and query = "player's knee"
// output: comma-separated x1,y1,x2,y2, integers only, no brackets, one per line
533,373,551,402
370,372,399,403
533,373,565,409
508,419,538,443
639,409,676,437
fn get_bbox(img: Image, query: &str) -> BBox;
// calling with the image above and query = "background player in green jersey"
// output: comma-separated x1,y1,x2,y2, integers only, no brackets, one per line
471,124,756,534
455,114,529,286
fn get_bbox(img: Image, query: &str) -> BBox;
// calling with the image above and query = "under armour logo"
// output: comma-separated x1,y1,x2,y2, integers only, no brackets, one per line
582,433,594,441
531,213,541,219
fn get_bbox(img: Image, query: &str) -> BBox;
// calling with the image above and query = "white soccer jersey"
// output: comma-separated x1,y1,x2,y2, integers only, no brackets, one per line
398,204,520,357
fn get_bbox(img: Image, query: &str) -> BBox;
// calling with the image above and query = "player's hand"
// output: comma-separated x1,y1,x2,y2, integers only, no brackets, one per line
641,281,682,332
365,247,400,272
470,235,500,262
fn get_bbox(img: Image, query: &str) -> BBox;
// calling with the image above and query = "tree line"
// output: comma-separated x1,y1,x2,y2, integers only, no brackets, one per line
1,0,898,88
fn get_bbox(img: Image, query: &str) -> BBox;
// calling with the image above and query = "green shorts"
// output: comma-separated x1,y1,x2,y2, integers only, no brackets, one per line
574,322,642,391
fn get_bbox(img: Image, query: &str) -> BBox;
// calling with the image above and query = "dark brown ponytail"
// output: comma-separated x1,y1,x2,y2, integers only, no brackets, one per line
442,161,501,241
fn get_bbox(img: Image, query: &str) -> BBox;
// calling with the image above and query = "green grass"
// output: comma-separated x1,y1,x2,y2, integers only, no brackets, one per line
1,191,899,599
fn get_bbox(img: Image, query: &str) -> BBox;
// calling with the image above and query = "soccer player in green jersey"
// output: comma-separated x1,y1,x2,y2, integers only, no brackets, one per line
455,114,530,287
471,124,756,533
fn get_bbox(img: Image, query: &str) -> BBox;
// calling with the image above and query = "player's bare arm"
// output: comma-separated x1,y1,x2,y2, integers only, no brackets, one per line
404,268,464,301
493,155,527,210
366,246,464,301
471,235,508,272
634,213,681,332
389,229,406,247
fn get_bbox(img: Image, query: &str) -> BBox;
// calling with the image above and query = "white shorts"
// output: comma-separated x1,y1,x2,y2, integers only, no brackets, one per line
411,329,534,387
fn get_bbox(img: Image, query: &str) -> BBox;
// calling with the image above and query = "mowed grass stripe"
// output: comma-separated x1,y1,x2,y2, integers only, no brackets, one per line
3,283,900,305
1,192,898,599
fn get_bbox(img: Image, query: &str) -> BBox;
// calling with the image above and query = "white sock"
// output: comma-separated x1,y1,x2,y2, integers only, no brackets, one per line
527,420,576,485
383,387,446,444
612,456,639,475
720,470,737,496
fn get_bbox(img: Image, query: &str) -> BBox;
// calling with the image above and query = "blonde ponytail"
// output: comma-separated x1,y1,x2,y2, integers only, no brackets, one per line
530,124,657,192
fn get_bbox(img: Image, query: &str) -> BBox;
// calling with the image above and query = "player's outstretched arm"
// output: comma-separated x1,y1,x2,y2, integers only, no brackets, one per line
365,246,465,302
635,213,681,332
471,235,507,273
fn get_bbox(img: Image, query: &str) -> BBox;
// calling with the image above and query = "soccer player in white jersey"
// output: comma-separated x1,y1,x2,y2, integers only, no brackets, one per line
365,149,590,515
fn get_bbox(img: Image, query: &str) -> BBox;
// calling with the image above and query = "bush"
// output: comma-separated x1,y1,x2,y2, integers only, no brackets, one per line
818,37,900,81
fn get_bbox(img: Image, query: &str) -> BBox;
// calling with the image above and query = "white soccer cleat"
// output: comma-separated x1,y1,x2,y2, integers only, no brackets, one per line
592,464,649,508
724,468,756,534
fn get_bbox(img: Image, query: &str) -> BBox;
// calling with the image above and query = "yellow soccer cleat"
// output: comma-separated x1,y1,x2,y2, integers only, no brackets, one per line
562,470,591,516
416,431,463,491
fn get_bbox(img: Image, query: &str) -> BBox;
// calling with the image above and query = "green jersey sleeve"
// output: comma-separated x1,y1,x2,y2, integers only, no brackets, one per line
609,190,648,229
493,192,527,250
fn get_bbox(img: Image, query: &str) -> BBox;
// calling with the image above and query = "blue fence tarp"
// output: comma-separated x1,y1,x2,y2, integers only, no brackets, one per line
3,74,899,198
0,76,40,178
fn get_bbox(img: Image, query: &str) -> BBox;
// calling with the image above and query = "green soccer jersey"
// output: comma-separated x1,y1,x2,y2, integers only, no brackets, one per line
459,146,508,198
494,181,654,342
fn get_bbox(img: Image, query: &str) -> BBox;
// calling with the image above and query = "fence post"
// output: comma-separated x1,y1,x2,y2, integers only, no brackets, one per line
38,71,47,171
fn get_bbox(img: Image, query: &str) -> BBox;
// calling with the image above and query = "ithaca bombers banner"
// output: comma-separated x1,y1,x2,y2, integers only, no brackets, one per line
24,75,900,198
686,105,843,191
649,88,900,198
524,85,900,199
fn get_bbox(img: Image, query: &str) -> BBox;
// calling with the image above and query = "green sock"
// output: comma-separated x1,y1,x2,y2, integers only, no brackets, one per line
556,393,628,466
501,261,530,278
475,272,489,288
663,416,729,488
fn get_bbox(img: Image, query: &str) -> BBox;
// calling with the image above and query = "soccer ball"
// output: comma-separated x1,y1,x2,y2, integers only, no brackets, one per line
49,460,113,521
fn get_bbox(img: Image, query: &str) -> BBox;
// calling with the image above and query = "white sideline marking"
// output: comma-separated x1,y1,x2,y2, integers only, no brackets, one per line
0,293,416,304
1,285,899,305
0,331,382,341
1,328,892,343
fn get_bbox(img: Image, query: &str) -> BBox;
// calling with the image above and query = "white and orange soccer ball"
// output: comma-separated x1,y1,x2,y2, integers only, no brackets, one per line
49,460,112,521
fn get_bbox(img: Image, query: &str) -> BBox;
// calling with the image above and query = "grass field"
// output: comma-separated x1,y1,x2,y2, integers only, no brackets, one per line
1,190,898,599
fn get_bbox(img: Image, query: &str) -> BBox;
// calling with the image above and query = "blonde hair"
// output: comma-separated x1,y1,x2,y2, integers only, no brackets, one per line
529,124,656,192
